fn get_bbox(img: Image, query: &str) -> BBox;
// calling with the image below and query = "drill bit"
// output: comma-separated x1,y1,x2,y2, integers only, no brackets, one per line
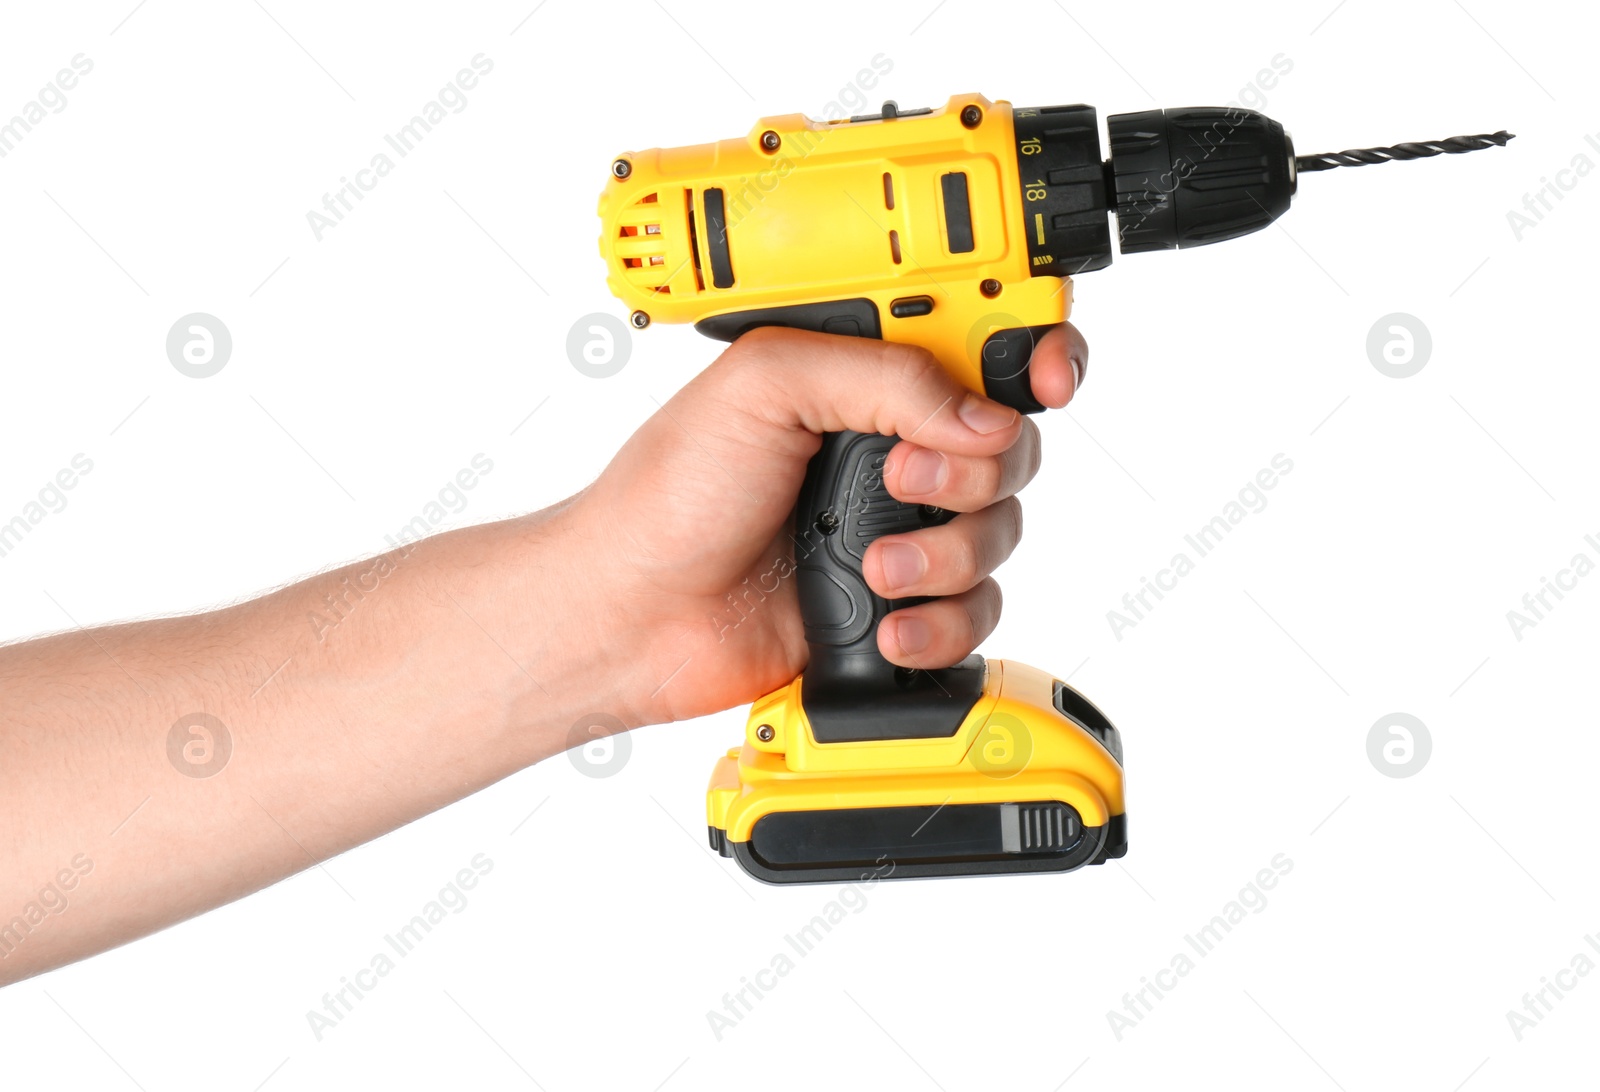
1295,130,1515,172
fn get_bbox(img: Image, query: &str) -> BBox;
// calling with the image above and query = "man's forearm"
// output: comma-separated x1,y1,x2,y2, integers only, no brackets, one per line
0,506,629,985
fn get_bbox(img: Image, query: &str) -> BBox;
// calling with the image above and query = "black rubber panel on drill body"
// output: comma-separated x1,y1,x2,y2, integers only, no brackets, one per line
711,810,1126,881
1106,107,1294,253
694,298,881,342
940,172,975,253
697,302,1052,417
702,187,735,288
756,801,1082,864
730,804,1108,884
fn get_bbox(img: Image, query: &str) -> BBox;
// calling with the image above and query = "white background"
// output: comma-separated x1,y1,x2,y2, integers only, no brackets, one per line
1,0,1595,1088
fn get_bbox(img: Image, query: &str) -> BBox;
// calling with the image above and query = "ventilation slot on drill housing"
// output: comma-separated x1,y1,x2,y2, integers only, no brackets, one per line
615,192,673,293
885,174,901,263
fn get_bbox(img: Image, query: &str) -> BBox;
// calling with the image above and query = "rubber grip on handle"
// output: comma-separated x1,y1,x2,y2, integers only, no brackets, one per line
795,430,944,652
794,430,985,743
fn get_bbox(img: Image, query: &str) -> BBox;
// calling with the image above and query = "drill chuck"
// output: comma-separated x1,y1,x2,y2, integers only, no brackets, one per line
1106,107,1296,253
1018,104,1297,272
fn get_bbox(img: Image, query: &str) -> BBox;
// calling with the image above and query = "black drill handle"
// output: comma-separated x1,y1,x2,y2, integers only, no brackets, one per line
794,429,948,657
795,429,985,743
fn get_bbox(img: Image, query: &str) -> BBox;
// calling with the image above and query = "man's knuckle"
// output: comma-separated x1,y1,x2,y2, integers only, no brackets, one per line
1001,496,1024,546
981,579,1003,630
964,597,984,648
951,535,981,585
1024,424,1043,479
888,344,944,393
973,458,1003,505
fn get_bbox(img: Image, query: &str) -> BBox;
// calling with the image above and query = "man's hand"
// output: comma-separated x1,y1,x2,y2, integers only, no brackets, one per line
557,323,1089,726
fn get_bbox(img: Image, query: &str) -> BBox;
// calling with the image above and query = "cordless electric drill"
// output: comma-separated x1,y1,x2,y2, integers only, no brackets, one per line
596,94,1509,884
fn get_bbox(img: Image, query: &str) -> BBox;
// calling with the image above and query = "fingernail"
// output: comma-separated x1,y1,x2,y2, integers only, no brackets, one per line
1070,355,1084,396
895,616,931,654
899,448,946,495
957,394,1017,435
880,542,926,590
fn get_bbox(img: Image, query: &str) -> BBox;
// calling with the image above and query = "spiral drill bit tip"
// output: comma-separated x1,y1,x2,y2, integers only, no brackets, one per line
1295,130,1515,173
